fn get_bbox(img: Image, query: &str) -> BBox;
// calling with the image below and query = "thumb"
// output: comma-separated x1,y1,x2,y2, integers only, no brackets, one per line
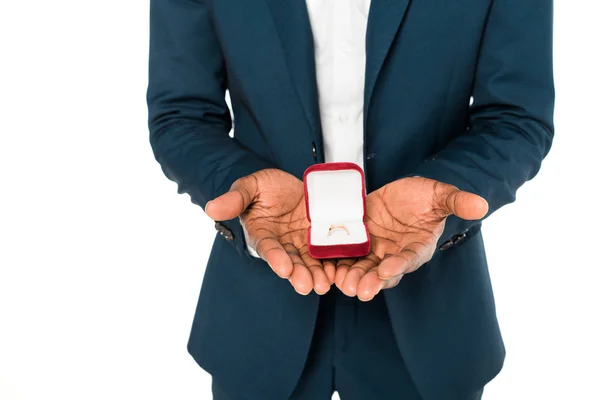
438,185,489,220
205,176,259,221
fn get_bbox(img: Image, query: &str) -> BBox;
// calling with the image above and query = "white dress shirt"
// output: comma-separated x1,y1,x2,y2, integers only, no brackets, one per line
306,0,371,170
246,0,371,257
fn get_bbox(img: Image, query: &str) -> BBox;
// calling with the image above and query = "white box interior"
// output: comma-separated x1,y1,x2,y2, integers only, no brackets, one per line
306,168,368,246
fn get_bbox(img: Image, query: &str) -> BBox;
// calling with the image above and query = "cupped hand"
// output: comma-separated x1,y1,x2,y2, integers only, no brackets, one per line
335,177,488,301
205,169,335,295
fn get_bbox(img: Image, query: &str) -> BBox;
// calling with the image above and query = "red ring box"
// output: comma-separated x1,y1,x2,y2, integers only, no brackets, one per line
303,162,371,259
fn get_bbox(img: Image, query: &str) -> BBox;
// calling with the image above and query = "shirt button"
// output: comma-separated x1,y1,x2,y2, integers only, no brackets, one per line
341,44,353,54
338,114,349,124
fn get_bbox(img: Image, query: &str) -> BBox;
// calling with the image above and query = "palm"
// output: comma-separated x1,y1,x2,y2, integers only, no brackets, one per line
335,177,488,301
367,179,448,256
207,169,334,295
239,170,308,245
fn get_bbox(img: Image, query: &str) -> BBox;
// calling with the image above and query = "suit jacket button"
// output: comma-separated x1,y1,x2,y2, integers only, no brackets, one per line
452,232,467,245
312,142,317,160
439,240,454,251
214,222,234,241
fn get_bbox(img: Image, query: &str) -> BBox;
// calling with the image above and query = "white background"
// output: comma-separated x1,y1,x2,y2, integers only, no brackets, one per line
1,1,598,399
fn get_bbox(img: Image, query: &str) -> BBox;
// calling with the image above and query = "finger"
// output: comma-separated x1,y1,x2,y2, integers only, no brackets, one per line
381,274,403,290
289,264,314,296
334,258,356,289
377,242,429,279
323,260,337,285
255,234,294,279
370,235,401,261
357,269,383,301
284,243,313,295
205,176,258,221
436,184,488,220
357,269,403,302
300,250,331,295
341,257,378,297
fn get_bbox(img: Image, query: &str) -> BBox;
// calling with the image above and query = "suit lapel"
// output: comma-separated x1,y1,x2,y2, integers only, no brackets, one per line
264,0,321,139
364,0,413,122
261,0,412,145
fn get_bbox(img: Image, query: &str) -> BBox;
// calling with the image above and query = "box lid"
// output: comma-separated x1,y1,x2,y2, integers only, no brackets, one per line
303,162,367,224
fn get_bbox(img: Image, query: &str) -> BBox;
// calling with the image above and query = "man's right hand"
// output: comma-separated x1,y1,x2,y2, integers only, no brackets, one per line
205,169,335,295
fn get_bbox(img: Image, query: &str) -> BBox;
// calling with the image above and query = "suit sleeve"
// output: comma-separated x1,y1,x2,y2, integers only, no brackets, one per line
410,0,555,253
147,0,275,253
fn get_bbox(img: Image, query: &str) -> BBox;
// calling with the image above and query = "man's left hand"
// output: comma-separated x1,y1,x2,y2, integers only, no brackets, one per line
334,177,488,301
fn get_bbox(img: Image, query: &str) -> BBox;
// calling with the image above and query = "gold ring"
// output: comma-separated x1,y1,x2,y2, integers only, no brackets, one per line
328,224,350,236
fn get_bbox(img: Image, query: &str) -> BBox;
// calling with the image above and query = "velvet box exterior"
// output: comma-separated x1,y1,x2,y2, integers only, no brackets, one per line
303,162,371,259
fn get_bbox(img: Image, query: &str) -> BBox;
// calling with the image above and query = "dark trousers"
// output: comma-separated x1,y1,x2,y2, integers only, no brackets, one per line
213,287,484,400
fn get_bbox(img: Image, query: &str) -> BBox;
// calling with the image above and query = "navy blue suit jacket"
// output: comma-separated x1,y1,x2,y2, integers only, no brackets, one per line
147,0,554,398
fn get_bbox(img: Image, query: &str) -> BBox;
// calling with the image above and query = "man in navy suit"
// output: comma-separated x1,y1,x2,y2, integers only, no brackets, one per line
147,0,554,398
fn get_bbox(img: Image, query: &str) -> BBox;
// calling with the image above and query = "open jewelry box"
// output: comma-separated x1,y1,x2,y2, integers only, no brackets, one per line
303,162,371,259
